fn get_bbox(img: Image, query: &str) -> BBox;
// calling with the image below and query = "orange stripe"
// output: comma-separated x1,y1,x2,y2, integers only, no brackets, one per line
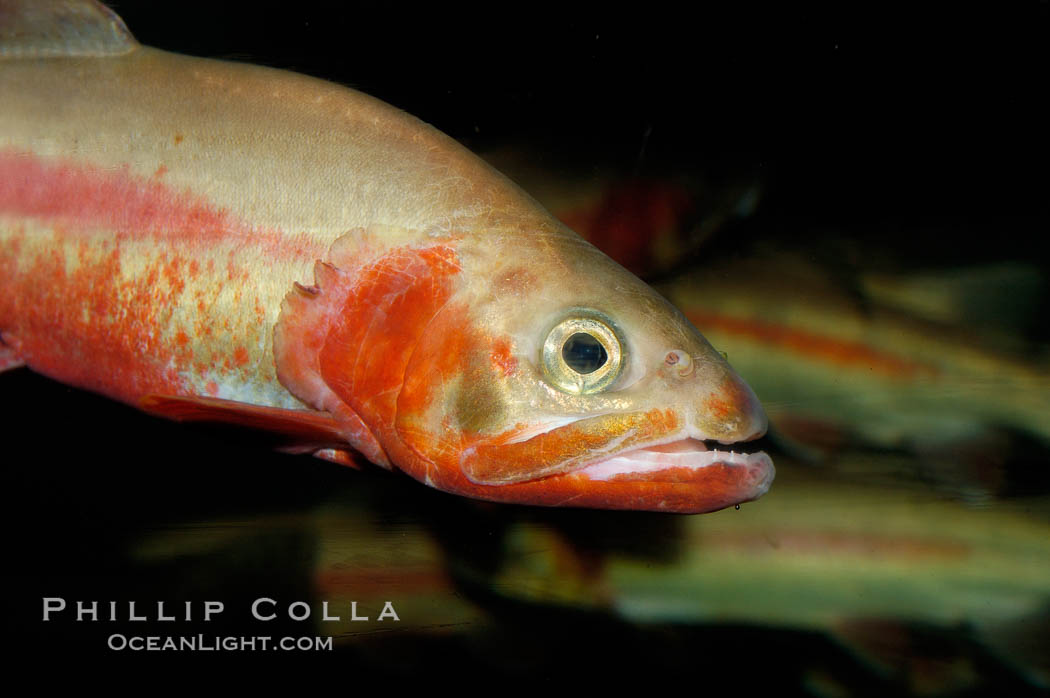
0,148,244,240
686,309,939,379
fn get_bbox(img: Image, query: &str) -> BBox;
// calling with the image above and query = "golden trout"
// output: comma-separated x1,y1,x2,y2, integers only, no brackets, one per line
0,1,772,513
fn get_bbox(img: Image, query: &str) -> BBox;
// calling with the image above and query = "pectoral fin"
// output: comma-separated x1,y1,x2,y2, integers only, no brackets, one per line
141,394,351,455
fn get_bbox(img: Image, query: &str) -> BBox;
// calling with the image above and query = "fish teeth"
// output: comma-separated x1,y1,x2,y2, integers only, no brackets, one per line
578,442,768,481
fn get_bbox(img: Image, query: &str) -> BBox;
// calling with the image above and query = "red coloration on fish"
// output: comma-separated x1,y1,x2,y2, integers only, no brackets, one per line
0,148,245,241
141,394,345,446
0,227,189,397
490,338,518,377
273,243,466,468
597,462,747,485
0,148,318,258
401,457,773,513
321,245,462,431
704,395,734,421
393,300,478,432
0,149,325,404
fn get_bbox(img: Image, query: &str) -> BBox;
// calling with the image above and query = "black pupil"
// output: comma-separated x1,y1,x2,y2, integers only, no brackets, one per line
562,333,608,374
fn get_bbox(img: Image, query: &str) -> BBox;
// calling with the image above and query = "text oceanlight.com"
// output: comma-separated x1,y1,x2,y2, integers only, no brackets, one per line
107,634,333,652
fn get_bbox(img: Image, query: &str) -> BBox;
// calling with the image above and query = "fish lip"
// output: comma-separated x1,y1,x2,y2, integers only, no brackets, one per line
574,435,775,495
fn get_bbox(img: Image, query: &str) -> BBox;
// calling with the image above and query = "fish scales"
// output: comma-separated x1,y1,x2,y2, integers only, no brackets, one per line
0,0,773,512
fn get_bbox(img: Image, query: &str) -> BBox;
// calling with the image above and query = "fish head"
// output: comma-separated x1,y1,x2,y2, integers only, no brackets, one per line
392,227,774,513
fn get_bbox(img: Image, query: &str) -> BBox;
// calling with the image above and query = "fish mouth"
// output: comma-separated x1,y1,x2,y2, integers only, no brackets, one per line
455,409,774,512
576,436,775,498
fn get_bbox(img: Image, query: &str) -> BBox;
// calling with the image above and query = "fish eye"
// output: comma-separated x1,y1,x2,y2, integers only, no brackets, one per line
541,310,625,394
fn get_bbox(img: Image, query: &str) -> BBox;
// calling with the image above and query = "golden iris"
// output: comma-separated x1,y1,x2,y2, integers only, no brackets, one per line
541,310,625,394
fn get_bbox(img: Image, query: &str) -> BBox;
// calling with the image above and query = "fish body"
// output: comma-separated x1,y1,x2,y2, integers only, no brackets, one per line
0,1,772,512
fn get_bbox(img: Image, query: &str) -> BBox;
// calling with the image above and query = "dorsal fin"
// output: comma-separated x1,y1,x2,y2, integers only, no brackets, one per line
0,0,136,58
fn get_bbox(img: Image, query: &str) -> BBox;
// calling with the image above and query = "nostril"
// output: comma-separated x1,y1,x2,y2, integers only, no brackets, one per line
664,349,693,377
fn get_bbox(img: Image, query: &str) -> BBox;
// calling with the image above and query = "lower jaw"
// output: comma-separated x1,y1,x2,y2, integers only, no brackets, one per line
455,448,776,514
562,454,775,513
565,438,776,512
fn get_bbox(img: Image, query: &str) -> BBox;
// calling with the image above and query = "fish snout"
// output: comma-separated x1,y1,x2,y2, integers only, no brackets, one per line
691,366,768,444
